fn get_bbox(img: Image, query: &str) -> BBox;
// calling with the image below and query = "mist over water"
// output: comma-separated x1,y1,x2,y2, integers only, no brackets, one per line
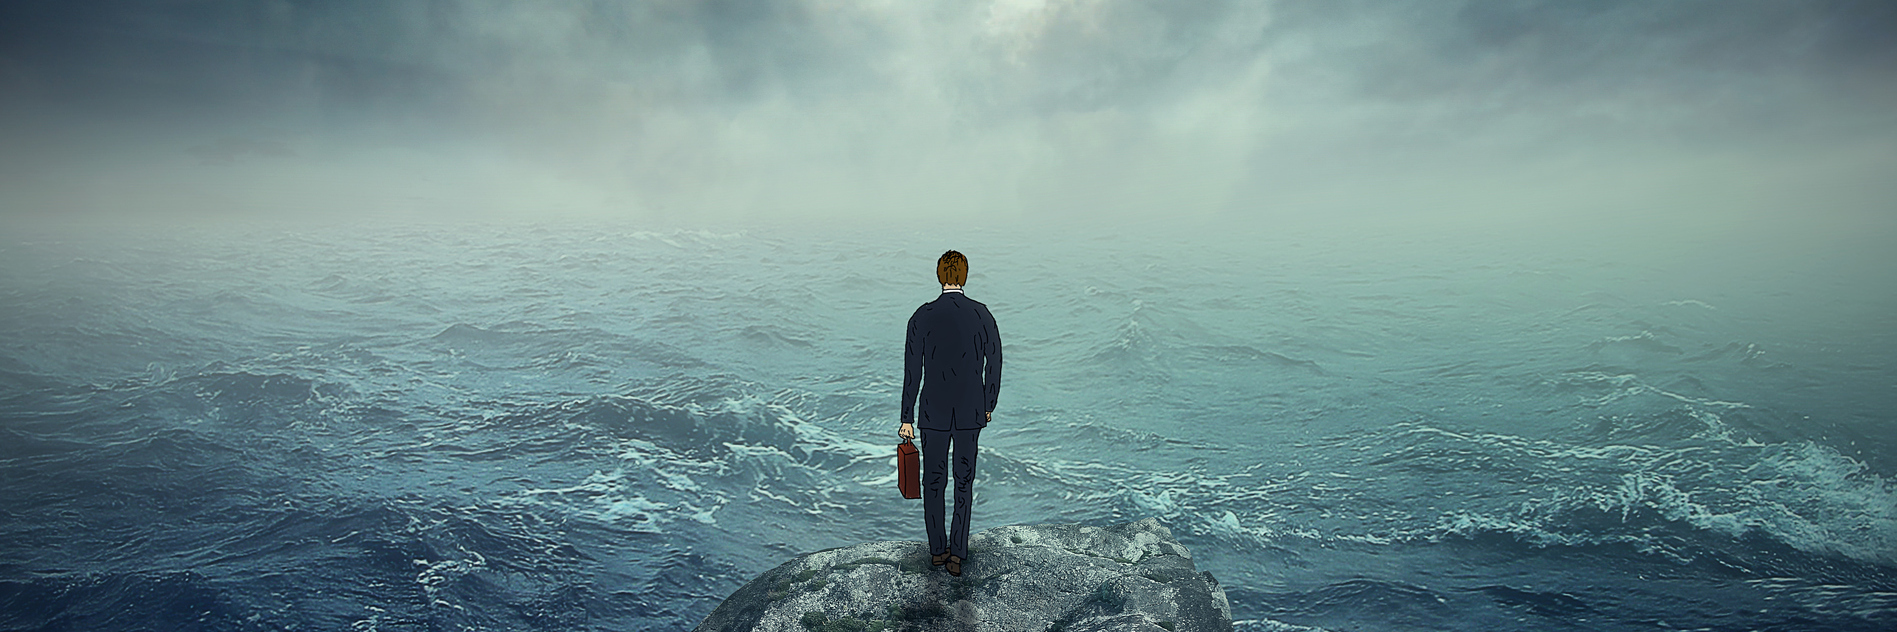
3,1,1896,630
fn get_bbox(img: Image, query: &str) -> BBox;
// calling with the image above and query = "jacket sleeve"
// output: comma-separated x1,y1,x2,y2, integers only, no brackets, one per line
901,309,922,424
981,304,1002,413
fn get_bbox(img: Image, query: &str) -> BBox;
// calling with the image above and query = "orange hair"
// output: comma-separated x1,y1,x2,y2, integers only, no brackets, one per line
937,250,968,286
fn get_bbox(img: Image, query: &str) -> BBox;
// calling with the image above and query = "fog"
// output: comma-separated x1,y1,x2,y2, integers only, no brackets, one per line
1,0,1892,236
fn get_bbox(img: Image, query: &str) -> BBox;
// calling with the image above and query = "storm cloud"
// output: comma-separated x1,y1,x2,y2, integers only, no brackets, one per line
2,0,1892,226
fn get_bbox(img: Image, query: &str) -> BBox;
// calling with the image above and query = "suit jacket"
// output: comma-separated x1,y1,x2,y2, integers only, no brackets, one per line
902,291,1002,431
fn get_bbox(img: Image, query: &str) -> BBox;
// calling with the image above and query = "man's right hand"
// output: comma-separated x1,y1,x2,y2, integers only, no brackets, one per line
898,422,915,441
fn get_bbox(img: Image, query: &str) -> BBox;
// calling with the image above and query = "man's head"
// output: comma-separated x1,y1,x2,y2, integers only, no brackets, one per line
937,250,968,287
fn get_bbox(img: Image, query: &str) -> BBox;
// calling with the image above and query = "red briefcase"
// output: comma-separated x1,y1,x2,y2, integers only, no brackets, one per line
896,438,920,499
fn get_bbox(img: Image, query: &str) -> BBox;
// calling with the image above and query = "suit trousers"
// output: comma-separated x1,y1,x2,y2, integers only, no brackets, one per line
920,426,981,559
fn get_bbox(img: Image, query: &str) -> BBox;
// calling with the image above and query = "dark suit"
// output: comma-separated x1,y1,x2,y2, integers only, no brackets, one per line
901,290,1001,560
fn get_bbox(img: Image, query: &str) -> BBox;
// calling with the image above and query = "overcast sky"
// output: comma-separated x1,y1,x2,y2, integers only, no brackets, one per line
1,0,1892,230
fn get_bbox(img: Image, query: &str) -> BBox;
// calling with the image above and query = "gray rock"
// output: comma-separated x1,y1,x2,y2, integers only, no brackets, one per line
694,518,1233,632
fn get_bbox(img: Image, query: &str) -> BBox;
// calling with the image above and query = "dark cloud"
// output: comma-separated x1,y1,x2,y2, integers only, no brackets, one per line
1253,0,1897,142
0,0,1891,224
4,1,1888,120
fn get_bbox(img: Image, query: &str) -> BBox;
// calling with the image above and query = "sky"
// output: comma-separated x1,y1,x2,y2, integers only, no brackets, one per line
0,0,1892,233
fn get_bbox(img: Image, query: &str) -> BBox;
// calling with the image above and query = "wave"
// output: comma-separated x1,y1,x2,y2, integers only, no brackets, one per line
1537,368,1756,412
1189,345,1327,374
1587,330,1684,355
466,379,940,534
736,324,816,349
1096,411,1897,579
0,357,61,393
0,570,238,631
1463,585,1593,618
1084,303,1323,377
1418,439,1897,570
1233,619,1334,632
423,321,705,372
0,496,609,631
1251,579,1456,623
1685,341,1773,365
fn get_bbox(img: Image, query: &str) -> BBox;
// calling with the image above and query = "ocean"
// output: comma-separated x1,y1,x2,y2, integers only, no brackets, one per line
2,213,1892,631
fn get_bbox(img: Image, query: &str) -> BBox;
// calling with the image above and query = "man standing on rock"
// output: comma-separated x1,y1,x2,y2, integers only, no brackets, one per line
899,250,1002,578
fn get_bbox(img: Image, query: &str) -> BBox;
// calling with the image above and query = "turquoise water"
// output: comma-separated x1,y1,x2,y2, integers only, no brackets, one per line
2,214,1892,631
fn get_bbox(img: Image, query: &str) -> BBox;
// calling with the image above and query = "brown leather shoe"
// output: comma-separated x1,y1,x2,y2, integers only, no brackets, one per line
945,555,963,577
931,553,949,566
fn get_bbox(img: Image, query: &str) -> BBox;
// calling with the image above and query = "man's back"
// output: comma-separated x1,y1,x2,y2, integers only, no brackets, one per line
898,249,1000,577
902,292,1002,432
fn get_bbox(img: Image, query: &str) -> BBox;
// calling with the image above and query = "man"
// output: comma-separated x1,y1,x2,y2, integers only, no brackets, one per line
899,250,1002,578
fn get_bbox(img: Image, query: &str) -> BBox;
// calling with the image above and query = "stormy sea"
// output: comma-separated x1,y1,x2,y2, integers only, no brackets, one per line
2,215,1892,631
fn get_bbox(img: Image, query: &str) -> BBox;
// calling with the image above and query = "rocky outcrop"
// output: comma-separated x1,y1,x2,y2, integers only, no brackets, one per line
694,518,1232,632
